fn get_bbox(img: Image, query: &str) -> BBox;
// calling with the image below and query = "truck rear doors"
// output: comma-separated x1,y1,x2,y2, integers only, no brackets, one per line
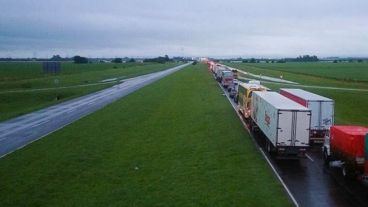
277,110,310,147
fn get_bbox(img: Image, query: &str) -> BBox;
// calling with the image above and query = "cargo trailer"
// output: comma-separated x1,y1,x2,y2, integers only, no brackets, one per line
214,66,228,81
280,88,334,143
251,91,311,155
324,126,368,178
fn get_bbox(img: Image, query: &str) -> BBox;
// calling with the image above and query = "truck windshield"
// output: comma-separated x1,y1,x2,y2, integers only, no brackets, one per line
223,72,232,77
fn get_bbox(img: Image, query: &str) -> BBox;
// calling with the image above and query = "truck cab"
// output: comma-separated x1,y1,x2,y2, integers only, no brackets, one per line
228,79,239,99
237,81,268,118
221,71,234,88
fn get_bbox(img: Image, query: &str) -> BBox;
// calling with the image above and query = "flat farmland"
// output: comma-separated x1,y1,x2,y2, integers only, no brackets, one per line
0,64,291,206
233,62,368,82
0,62,178,121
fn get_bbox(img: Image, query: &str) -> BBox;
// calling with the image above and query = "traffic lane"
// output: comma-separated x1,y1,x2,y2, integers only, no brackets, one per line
218,81,368,207
0,63,190,158
251,119,368,207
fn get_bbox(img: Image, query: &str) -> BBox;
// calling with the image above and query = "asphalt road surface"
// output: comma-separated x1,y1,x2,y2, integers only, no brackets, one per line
0,63,191,158
218,79,368,207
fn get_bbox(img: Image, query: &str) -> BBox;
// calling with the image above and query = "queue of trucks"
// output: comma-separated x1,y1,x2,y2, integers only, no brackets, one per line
207,61,368,183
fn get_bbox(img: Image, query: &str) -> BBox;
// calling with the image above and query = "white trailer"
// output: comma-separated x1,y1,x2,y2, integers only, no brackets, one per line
251,91,311,155
280,88,334,143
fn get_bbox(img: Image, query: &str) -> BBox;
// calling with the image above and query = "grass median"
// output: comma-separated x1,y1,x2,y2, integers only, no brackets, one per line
0,64,291,206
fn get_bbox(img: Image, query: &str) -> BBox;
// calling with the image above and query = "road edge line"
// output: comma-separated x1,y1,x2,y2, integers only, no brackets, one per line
216,80,300,207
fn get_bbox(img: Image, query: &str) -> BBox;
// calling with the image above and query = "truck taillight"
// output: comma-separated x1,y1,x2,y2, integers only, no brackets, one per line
356,157,365,165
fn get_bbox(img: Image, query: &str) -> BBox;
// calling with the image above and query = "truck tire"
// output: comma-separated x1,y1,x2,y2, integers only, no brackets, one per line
341,165,354,179
266,140,275,156
234,95,238,103
323,148,330,166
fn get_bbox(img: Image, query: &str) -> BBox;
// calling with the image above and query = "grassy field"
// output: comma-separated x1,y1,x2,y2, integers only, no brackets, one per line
227,63,368,126
0,64,291,206
232,62,368,82
0,62,178,91
0,62,178,121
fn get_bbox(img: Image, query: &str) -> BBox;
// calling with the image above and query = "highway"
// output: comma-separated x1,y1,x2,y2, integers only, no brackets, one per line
218,80,368,207
0,63,191,158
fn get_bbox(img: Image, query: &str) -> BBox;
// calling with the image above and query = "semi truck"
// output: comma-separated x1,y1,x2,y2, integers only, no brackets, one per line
220,70,234,88
214,66,228,81
237,81,268,118
251,91,311,156
280,88,334,144
323,125,368,180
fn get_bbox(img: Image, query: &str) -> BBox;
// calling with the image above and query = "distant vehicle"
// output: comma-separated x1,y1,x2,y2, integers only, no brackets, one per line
248,80,260,85
231,69,238,79
324,126,368,181
215,66,228,82
221,70,234,88
251,91,311,156
280,89,334,144
237,81,268,118
228,79,239,99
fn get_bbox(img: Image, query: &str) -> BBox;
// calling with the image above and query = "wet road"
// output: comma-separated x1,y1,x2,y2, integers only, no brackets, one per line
0,63,191,158
218,80,368,207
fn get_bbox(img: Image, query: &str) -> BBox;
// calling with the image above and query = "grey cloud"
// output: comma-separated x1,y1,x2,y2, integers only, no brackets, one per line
0,0,367,57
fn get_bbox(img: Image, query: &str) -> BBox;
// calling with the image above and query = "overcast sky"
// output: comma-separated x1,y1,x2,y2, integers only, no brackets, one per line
1,0,367,58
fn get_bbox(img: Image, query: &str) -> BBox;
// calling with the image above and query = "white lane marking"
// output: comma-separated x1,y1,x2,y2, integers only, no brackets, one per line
306,153,314,162
217,81,300,207
259,149,300,207
30,119,50,128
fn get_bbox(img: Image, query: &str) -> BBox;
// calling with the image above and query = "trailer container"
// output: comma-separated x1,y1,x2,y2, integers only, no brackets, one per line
280,88,334,143
237,82,268,118
251,91,311,155
324,126,368,178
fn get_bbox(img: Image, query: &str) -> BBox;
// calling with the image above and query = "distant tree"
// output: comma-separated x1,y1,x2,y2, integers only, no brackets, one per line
144,55,171,64
266,60,269,63
50,55,62,61
357,59,363,63
271,60,275,63
348,59,354,63
295,55,319,62
242,60,248,63
277,59,286,63
249,58,256,63
333,60,338,63
164,55,170,61
128,58,136,63
73,56,88,64
112,58,123,63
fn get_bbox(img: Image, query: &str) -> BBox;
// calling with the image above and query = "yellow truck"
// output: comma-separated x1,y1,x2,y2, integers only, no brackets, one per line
237,81,269,118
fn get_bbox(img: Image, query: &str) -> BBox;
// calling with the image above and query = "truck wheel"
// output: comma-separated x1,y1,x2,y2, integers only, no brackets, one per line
323,149,330,166
341,165,354,179
266,140,275,156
